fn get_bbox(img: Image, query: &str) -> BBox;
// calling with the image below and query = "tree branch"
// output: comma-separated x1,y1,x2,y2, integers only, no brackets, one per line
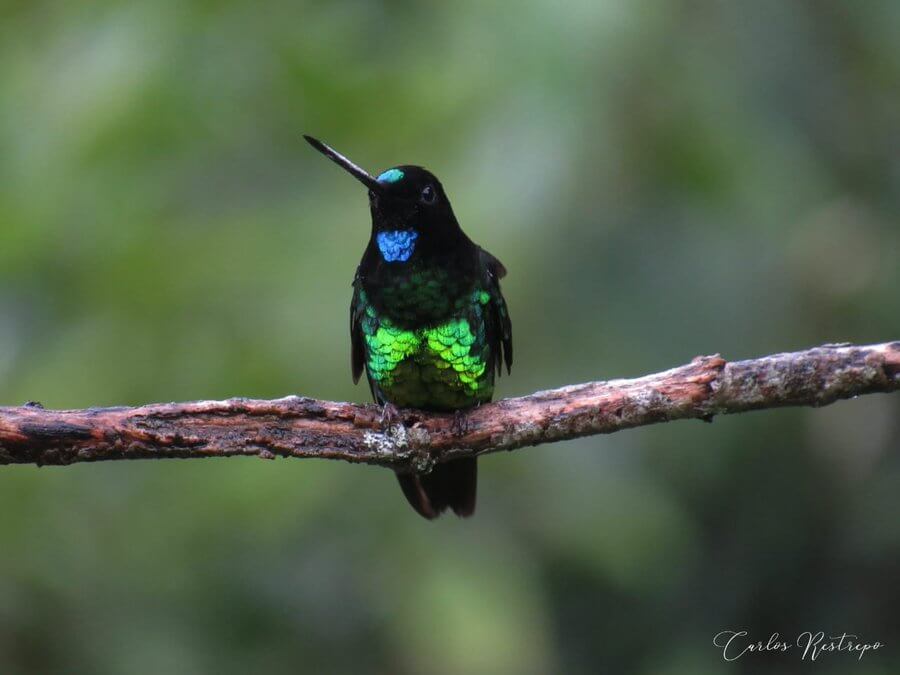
1,341,898,471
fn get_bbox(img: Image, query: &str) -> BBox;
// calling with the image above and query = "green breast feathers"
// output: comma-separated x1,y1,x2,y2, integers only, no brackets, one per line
355,287,495,410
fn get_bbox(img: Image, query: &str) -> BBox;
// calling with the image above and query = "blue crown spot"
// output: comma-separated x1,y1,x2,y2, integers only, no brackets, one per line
376,168,404,184
377,230,418,262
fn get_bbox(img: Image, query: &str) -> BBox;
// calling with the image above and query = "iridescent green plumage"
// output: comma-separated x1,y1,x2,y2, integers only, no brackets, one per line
356,285,498,410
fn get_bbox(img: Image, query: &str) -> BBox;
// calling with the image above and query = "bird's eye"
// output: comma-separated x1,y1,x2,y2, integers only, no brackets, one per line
368,190,379,207
420,184,436,204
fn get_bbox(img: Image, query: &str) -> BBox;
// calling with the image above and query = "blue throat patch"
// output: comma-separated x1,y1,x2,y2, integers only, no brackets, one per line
377,168,404,184
377,230,418,262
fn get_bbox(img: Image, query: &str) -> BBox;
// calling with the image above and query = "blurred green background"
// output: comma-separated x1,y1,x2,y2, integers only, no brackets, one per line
1,1,898,673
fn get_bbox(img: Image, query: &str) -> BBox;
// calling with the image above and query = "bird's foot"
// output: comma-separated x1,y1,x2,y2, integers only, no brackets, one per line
451,410,470,437
380,402,401,432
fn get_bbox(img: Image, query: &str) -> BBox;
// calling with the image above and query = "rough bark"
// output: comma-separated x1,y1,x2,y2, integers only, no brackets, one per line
1,341,897,471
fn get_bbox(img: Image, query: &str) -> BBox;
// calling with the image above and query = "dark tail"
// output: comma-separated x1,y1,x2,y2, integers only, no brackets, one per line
396,457,477,519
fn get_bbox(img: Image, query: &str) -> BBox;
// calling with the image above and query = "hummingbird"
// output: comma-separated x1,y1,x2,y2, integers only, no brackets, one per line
304,135,512,519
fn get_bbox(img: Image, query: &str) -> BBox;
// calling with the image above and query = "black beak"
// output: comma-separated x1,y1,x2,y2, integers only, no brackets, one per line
304,135,384,194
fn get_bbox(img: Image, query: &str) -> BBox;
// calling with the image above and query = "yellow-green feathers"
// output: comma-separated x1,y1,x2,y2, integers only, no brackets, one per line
358,288,495,409
350,248,511,414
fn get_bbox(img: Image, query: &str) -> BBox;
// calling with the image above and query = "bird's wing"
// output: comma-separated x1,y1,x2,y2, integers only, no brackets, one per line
350,268,368,384
478,247,513,376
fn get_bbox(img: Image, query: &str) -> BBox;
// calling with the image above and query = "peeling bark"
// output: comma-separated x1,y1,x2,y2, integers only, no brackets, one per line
1,341,898,470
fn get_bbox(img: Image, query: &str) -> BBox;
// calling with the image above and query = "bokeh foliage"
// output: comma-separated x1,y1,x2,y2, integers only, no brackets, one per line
1,1,898,673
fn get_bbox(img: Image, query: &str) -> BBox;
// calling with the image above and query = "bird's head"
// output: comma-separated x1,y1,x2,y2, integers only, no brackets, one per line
305,135,467,264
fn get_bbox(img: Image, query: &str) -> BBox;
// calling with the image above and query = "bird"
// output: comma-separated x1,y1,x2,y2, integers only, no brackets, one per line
304,135,512,519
